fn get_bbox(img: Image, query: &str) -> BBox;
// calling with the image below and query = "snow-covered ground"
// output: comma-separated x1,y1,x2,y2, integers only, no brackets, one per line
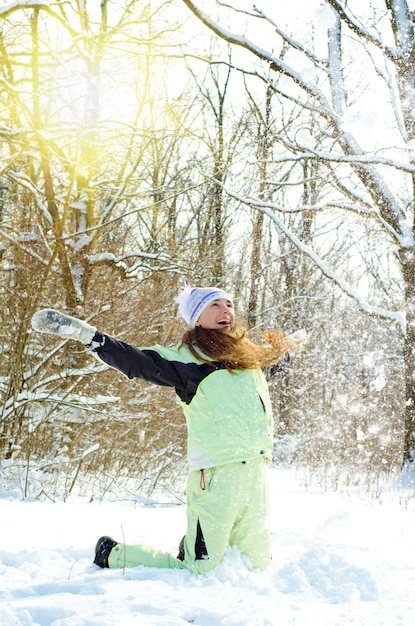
1,466,415,626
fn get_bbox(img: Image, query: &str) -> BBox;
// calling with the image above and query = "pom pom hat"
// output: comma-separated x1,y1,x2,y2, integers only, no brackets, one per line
176,285,233,328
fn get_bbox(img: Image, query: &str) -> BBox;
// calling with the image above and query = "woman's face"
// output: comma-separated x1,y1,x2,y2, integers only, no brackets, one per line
196,298,235,333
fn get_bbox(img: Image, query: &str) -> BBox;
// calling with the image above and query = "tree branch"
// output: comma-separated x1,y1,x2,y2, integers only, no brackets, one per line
225,187,405,332
180,0,334,108
326,0,397,60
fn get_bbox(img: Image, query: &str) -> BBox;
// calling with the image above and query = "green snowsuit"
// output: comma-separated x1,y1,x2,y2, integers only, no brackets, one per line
94,335,276,572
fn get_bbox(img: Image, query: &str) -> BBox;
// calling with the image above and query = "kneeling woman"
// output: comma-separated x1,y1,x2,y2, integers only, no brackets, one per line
32,286,306,573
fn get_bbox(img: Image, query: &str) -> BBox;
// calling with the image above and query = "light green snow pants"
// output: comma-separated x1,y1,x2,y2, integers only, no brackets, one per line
108,457,271,573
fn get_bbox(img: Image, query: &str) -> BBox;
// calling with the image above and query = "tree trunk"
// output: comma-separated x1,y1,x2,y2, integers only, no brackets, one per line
386,0,415,461
400,249,415,460
247,86,272,328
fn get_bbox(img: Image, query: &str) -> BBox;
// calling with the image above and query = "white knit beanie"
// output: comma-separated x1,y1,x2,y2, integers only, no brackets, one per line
175,285,233,327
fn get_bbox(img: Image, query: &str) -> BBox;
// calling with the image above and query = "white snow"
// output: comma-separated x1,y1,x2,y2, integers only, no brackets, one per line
2,466,415,625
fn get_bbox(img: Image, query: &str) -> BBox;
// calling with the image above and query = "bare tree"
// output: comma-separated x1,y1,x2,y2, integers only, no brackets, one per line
0,1,194,480
179,0,415,464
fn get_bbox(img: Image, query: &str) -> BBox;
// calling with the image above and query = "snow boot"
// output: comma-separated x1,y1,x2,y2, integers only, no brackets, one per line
93,536,118,568
177,535,185,561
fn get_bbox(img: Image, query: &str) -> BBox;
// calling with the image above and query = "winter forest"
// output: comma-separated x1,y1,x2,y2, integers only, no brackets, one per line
1,0,415,501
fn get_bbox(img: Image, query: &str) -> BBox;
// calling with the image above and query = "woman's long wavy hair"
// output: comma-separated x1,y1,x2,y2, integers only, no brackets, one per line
180,325,303,371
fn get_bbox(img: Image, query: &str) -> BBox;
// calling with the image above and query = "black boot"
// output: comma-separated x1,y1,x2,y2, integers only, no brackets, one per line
177,535,185,561
93,536,118,568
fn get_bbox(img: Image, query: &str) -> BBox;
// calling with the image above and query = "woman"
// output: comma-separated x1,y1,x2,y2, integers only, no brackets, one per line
32,286,306,573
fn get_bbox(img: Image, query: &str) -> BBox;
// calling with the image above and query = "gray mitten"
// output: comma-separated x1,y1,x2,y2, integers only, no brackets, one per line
31,309,96,345
287,329,308,355
287,329,308,345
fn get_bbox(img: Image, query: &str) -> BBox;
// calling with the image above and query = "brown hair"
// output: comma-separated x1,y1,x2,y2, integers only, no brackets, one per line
180,325,303,371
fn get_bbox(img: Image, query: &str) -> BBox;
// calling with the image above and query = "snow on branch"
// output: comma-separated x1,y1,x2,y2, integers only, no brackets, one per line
180,0,334,108
225,188,405,333
7,172,53,224
326,0,397,61
252,5,327,67
267,150,415,174
26,364,109,391
240,190,400,246
0,1,78,38
0,375,116,421
270,146,410,247
0,228,50,267
88,251,181,279
0,1,49,15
